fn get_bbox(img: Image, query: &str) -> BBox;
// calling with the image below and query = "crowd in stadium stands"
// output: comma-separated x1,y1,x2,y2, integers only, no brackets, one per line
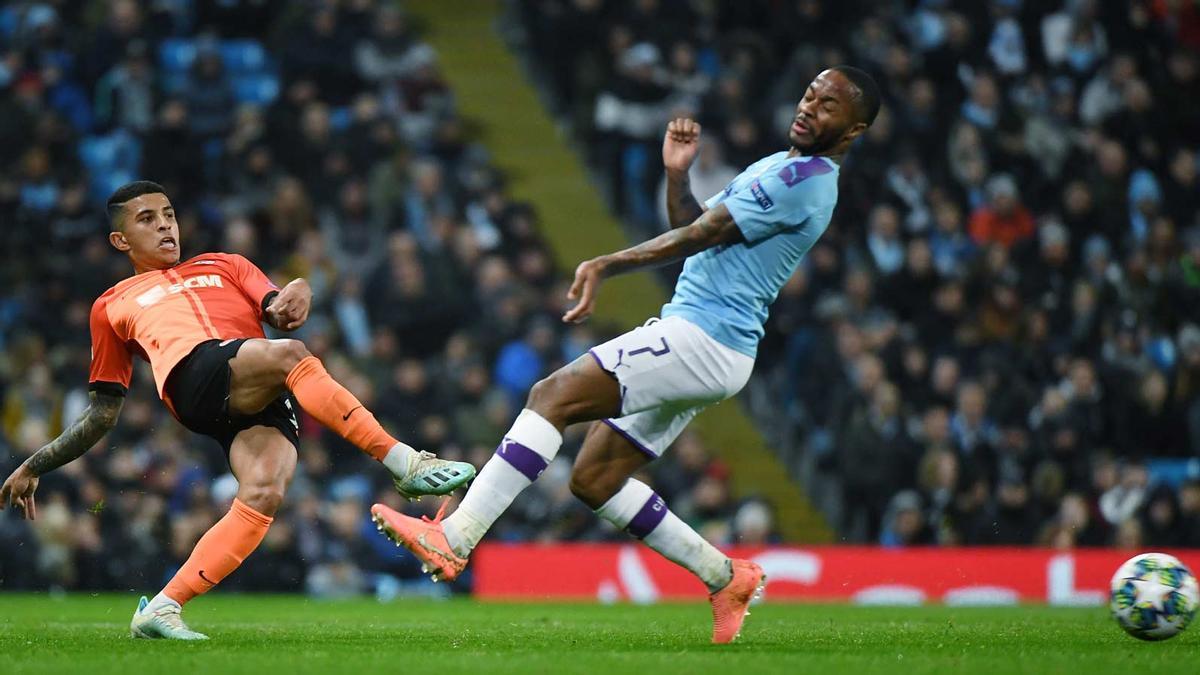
0,1,773,594
517,0,1200,547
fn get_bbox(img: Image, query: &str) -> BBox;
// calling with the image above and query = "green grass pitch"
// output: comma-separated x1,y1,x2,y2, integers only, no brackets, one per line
0,594,1196,674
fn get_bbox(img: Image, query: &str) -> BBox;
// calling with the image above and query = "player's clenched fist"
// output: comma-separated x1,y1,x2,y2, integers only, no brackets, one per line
663,118,701,174
265,278,313,331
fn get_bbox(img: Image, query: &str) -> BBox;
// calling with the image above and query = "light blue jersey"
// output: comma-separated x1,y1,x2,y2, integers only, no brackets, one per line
661,152,839,357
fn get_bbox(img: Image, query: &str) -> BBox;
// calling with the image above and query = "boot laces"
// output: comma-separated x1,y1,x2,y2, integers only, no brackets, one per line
420,497,451,523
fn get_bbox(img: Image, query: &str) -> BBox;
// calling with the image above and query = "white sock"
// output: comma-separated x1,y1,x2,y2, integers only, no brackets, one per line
443,409,562,556
596,479,733,592
147,591,181,612
381,441,418,476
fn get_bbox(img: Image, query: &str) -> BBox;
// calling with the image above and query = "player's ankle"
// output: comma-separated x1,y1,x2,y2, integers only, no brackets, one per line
381,442,418,476
706,559,735,594
148,591,183,611
441,517,473,558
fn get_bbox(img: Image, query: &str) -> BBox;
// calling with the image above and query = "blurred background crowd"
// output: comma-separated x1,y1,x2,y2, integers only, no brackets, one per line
0,0,767,594
516,0,1200,548
2,0,1200,596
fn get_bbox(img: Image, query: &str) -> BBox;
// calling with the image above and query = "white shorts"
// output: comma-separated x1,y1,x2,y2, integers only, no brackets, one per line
588,316,754,457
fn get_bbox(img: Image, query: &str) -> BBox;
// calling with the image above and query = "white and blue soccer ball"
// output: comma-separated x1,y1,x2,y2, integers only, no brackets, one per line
1110,552,1198,641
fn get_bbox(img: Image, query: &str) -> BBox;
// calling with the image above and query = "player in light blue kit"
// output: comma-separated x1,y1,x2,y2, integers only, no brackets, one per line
370,66,880,643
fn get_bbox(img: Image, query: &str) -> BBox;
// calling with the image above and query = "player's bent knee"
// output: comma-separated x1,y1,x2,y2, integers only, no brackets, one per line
272,339,312,374
569,463,622,508
527,357,622,427
568,473,600,505
526,374,568,419
568,470,589,501
239,483,286,516
526,374,557,405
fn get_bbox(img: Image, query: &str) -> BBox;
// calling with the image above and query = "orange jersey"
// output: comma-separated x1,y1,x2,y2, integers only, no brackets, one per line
88,253,279,410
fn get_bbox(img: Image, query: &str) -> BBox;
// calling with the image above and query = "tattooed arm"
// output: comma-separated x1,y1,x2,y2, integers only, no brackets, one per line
562,204,742,323
0,391,124,519
24,391,124,475
665,170,706,230
663,118,706,229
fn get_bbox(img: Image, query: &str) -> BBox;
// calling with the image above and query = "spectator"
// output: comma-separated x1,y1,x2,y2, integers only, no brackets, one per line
987,1,1027,76
732,500,776,545
866,205,905,275
354,5,425,83
593,42,672,222
1041,0,1108,73
1172,325,1200,453
976,475,1037,545
1140,485,1185,548
282,7,362,105
1120,370,1186,457
968,174,1035,248
1087,139,1130,241
142,99,204,204
1162,149,1199,228
1127,169,1163,245
1178,480,1200,547
917,448,961,545
183,41,235,144
1163,229,1200,330
1052,491,1107,547
93,40,154,134
839,382,913,540
80,0,150,88
1100,463,1149,526
321,178,387,274
1079,54,1137,127
929,201,975,277
950,381,998,475
879,490,930,547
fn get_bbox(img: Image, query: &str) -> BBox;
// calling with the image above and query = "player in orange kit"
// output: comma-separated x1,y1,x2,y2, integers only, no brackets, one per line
0,181,475,640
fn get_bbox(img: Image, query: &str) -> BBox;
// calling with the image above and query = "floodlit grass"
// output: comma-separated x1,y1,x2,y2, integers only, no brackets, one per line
0,594,1195,674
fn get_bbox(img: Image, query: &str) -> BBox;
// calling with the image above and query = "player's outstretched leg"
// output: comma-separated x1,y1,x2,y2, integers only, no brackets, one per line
132,427,291,640
371,355,620,580
572,422,766,644
229,338,474,499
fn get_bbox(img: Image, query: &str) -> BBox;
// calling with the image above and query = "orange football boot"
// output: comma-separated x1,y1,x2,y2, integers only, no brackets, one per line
371,500,467,582
709,559,767,644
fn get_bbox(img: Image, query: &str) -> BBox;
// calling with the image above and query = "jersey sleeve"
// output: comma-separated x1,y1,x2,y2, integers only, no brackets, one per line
704,182,735,210
88,296,132,396
718,159,836,243
227,254,280,319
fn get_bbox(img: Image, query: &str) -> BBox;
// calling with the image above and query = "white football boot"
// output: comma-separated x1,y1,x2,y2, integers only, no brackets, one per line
130,596,209,640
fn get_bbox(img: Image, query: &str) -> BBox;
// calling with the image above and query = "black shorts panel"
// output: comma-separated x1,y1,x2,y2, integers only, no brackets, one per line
165,339,300,456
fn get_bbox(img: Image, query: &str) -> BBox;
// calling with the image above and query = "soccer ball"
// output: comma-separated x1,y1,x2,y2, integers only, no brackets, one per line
1110,552,1198,641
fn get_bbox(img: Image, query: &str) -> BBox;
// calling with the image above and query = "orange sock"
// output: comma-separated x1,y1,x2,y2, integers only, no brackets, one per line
285,355,397,461
163,498,272,605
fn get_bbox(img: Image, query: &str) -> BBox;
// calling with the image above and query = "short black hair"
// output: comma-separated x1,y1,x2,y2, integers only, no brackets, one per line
830,65,881,127
106,180,167,229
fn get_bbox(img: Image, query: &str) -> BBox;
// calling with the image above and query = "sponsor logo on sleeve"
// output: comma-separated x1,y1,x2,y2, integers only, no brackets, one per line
749,180,774,211
777,159,833,187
